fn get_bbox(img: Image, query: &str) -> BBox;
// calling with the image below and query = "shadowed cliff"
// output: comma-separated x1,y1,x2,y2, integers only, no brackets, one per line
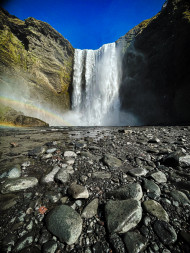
118,0,190,125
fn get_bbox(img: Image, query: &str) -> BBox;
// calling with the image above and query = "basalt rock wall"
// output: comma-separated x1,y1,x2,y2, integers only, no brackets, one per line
118,0,190,125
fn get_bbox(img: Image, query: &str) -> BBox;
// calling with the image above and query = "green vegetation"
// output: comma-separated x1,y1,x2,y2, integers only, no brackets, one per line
183,10,190,21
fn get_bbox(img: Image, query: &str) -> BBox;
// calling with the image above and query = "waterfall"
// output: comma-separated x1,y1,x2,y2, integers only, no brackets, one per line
72,42,121,126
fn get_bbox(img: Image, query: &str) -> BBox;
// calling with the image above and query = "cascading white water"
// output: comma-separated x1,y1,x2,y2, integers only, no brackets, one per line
72,42,121,126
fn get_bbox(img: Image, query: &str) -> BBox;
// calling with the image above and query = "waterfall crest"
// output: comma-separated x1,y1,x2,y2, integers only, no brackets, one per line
72,43,121,126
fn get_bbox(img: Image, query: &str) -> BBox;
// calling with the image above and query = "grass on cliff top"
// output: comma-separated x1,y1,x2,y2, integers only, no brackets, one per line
183,10,190,21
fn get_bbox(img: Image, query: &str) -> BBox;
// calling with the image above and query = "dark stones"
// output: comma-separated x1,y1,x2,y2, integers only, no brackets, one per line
105,199,142,233
143,200,169,222
103,154,122,169
109,233,125,253
106,183,143,200
123,230,148,253
45,205,82,245
161,150,185,167
153,220,177,245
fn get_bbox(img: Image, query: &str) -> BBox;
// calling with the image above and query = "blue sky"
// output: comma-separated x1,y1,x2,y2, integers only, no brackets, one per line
1,0,165,49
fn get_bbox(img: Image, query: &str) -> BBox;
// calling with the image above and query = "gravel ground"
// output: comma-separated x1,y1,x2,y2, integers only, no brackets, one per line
0,126,190,253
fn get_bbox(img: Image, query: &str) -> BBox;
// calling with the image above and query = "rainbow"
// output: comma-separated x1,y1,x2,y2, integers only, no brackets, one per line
0,96,71,126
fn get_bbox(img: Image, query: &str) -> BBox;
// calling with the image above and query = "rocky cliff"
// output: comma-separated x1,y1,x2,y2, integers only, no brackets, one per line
118,0,190,125
0,8,74,125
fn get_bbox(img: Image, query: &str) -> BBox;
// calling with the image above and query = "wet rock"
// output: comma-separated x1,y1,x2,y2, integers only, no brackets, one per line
150,171,167,183
103,154,122,169
153,220,177,245
106,183,143,200
143,200,169,222
92,242,104,253
1,177,38,194
105,199,142,233
179,155,190,167
92,172,111,179
180,230,190,245
143,179,161,198
109,233,125,253
170,190,190,205
64,151,77,158
123,230,148,253
148,138,160,143
0,193,19,210
55,168,70,184
46,192,62,203
161,150,184,167
128,168,148,177
46,148,57,154
28,146,46,157
7,166,21,179
42,240,57,253
46,205,82,245
68,183,89,199
80,151,100,161
41,166,60,183
81,198,99,218
12,232,34,252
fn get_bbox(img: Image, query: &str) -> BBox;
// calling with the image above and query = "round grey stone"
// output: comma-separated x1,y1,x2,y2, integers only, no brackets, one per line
46,205,82,245
153,220,177,245
107,183,143,200
150,171,167,183
143,200,169,222
81,198,99,218
68,183,89,199
105,199,142,234
7,167,21,179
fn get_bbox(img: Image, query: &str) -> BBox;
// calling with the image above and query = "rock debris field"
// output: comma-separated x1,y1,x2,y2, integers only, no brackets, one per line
0,126,190,253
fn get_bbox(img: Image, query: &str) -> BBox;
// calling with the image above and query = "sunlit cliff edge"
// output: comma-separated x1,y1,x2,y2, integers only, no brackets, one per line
0,7,74,126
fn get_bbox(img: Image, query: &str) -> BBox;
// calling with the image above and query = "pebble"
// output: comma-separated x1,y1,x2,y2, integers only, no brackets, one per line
179,155,190,167
42,240,57,253
1,177,38,194
41,166,60,183
123,230,148,253
143,179,161,198
46,205,82,245
109,233,125,253
12,232,34,252
143,200,169,222
81,198,99,218
105,199,142,233
150,171,167,183
55,168,70,184
103,153,122,169
0,193,19,210
106,183,143,200
7,166,21,179
170,190,190,205
161,150,184,167
68,183,89,199
153,220,177,245
128,167,148,177
64,151,77,158
46,148,57,154
92,172,111,179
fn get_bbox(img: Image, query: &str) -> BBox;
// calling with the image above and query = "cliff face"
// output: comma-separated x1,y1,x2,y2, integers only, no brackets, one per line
119,0,190,125
0,8,74,124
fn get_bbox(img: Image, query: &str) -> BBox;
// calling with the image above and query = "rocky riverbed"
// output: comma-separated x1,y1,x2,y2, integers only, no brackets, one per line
0,126,190,253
